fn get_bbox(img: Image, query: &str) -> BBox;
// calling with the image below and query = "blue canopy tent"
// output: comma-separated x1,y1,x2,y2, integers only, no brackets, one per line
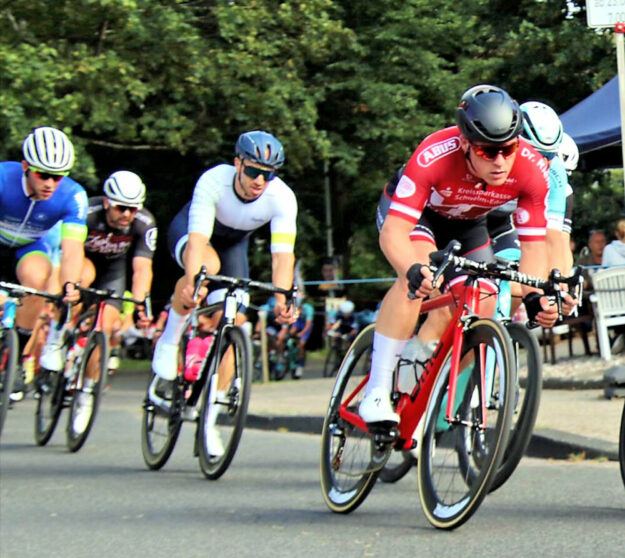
559,76,622,169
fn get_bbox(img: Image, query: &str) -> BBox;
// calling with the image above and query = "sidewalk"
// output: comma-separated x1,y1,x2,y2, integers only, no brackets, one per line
246,334,625,461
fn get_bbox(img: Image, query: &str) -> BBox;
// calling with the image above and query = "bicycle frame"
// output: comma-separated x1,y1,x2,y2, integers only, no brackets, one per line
338,277,489,451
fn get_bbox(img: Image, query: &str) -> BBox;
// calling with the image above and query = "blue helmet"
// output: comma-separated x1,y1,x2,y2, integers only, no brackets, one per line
235,130,285,168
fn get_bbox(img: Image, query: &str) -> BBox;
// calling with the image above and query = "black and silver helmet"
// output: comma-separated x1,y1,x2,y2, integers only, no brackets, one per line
456,85,523,144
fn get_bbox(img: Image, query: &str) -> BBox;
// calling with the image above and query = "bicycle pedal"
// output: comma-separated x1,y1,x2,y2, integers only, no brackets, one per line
370,425,399,445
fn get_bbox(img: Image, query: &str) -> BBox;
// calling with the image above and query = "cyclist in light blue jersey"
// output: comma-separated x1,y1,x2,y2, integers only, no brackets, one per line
0,127,87,387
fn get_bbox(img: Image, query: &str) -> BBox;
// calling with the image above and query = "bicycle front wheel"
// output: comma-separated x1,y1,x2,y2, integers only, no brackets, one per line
0,329,18,436
66,332,108,452
418,318,515,530
618,404,625,485
323,343,341,377
34,368,65,446
197,325,251,480
320,324,388,513
488,322,542,492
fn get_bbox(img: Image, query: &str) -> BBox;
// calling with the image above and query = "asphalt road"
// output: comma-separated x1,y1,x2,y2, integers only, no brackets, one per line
1,374,624,558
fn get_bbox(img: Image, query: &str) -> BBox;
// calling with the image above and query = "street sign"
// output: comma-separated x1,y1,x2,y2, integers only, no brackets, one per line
586,0,625,28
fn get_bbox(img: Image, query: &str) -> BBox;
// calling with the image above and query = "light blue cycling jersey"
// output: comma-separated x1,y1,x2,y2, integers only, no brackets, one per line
0,162,88,256
544,156,571,232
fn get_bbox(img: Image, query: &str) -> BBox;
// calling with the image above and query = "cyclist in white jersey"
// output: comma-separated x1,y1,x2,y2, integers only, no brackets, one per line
151,131,297,452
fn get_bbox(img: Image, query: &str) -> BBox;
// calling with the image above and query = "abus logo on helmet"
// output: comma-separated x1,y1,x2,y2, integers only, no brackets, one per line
417,137,461,167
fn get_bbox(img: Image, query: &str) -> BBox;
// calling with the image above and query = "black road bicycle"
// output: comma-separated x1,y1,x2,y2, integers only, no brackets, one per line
141,267,294,480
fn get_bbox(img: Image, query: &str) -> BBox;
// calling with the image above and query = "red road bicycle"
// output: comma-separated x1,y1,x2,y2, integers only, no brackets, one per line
320,241,579,529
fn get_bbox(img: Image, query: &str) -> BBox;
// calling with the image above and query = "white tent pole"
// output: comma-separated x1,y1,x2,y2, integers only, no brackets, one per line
616,23,625,208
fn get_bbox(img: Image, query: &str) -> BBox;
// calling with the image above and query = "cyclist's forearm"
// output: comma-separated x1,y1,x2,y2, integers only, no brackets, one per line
271,251,295,304
184,232,214,286
131,256,153,302
519,240,548,295
59,238,85,288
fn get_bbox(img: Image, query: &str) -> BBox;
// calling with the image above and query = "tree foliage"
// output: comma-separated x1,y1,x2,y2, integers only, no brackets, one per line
0,0,617,304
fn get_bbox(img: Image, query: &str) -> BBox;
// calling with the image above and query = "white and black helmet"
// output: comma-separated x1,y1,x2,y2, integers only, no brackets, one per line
103,170,146,208
22,126,75,173
520,101,564,154
558,133,579,172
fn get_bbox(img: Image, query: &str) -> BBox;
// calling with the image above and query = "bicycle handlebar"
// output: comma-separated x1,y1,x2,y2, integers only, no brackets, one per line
191,266,296,305
0,281,61,303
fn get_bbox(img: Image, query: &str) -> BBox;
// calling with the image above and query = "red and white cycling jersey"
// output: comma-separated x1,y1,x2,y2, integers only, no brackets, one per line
387,126,549,242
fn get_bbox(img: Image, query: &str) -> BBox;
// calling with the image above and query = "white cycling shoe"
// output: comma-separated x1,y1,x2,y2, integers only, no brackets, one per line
151,339,179,381
72,391,94,434
359,387,400,425
205,426,225,457
39,343,63,372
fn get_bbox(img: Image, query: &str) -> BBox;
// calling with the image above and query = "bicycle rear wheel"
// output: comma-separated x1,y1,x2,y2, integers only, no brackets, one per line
197,325,251,480
488,322,541,492
66,332,108,452
418,318,515,530
0,329,18,436
320,324,389,513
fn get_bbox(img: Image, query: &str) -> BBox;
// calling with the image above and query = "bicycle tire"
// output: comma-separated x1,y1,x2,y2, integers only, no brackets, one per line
618,404,625,486
320,324,389,513
488,322,542,492
323,343,341,377
141,372,184,470
197,325,252,480
418,318,515,530
66,331,109,452
34,367,65,446
378,450,417,483
0,329,18,436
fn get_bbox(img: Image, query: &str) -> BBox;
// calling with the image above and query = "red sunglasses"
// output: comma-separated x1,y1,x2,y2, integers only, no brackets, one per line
28,166,68,182
470,140,519,161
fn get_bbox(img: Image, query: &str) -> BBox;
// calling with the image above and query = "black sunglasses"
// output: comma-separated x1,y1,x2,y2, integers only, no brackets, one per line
242,163,277,182
111,203,139,214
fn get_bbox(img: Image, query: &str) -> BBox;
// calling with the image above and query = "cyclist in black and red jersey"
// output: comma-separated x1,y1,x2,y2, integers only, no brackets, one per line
360,84,576,425
40,170,156,431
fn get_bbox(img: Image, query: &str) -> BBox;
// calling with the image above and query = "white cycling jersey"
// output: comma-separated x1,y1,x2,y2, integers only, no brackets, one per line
189,164,297,253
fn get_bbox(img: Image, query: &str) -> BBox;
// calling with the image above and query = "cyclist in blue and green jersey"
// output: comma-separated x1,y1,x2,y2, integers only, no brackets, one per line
0,127,87,382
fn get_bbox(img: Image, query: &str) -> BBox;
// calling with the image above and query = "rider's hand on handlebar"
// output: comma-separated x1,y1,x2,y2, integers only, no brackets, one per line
524,292,559,328
407,264,441,299
274,299,296,325
181,282,207,309
63,282,81,304
560,292,578,317
134,307,153,330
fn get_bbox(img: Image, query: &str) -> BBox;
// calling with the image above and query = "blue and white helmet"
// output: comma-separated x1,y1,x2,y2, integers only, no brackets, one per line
520,101,563,154
103,170,146,208
235,130,285,168
22,126,75,173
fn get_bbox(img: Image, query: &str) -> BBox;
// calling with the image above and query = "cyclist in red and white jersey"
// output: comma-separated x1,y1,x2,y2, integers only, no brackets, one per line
361,84,573,425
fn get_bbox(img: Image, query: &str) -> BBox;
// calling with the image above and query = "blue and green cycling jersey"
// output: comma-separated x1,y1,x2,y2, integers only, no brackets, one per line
0,162,88,256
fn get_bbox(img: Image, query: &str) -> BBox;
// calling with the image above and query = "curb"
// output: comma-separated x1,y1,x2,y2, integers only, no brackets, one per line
245,414,620,462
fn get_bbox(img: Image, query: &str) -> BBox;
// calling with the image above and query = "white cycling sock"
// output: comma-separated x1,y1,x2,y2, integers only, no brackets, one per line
206,390,225,428
46,319,63,346
159,308,186,346
365,332,408,396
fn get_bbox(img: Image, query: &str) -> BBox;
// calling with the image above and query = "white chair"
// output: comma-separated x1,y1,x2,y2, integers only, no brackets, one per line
589,266,625,360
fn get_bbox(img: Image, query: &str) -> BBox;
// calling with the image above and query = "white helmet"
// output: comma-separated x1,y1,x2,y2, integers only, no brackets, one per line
558,133,579,172
520,101,563,153
339,300,355,315
103,171,146,208
22,126,75,173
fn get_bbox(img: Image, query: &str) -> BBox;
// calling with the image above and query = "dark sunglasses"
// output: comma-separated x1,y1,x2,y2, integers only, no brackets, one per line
470,140,519,161
28,166,68,182
111,203,139,214
242,163,277,182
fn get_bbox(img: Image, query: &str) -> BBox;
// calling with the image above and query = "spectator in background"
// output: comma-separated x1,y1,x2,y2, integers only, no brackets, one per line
288,294,315,379
575,229,607,290
602,219,625,267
